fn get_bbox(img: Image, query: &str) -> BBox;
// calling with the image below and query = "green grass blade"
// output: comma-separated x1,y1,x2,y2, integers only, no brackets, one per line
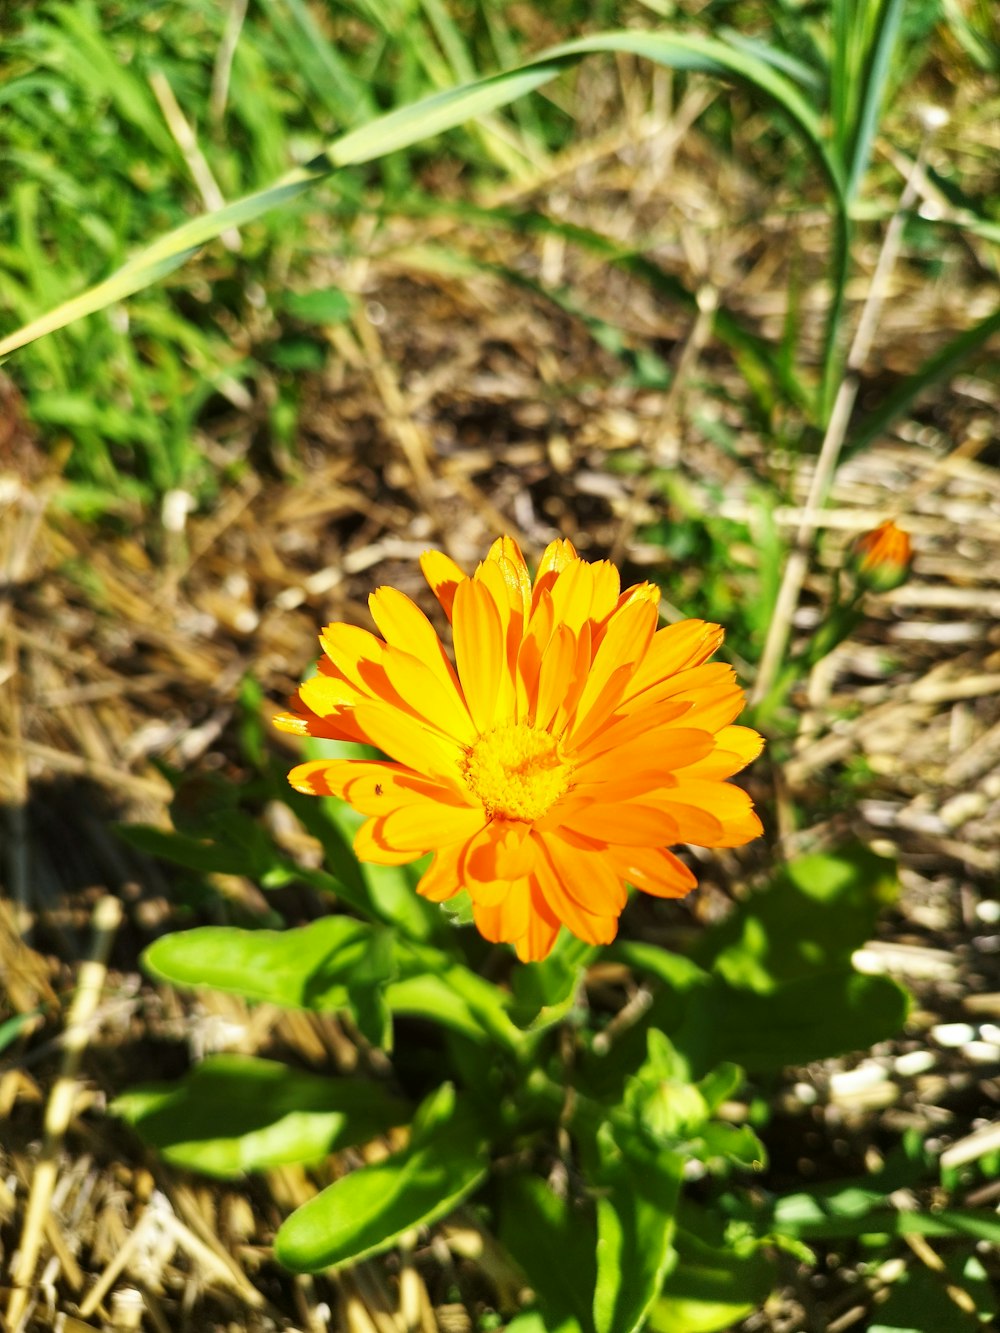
843,0,905,201
717,27,825,95
848,304,1000,455
261,0,376,124
420,0,479,82
0,28,838,360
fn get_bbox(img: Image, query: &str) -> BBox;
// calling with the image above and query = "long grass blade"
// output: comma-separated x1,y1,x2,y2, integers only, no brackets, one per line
0,29,839,360
847,304,1000,455
843,0,905,201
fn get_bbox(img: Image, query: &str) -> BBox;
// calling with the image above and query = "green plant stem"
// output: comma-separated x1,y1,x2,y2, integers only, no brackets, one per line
750,137,929,711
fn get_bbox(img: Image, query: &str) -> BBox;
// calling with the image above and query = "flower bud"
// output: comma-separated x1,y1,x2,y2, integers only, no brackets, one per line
851,520,912,592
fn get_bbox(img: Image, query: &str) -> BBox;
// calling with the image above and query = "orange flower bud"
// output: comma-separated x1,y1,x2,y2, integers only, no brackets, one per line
851,520,912,592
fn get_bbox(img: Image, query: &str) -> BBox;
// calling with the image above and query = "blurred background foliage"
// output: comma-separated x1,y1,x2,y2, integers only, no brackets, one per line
4,0,998,521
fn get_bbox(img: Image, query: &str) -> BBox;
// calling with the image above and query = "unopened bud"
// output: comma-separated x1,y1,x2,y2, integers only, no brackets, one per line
850,520,912,592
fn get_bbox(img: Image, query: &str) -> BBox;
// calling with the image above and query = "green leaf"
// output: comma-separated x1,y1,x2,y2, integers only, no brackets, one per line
593,1123,682,1333
283,288,353,325
496,1174,598,1331
384,974,493,1043
849,303,1000,456
117,773,283,881
693,1121,766,1172
834,0,906,201
945,1250,997,1323
143,917,394,1013
651,1222,777,1333
279,782,384,922
274,1083,487,1272
696,844,899,992
612,942,709,995
596,886,908,1079
622,1030,710,1142
677,969,909,1073
0,1011,40,1055
168,772,241,838
511,935,595,1032
868,1262,982,1333
773,1196,1000,1246
361,856,441,943
118,823,259,877
389,941,524,1050
112,1055,410,1178
505,1315,584,1333
695,1064,743,1116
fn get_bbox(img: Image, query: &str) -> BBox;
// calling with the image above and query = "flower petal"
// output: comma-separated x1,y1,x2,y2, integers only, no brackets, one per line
352,700,464,782
573,697,692,760
554,801,679,848
625,620,724,700
415,840,467,902
345,763,472,812
320,622,387,692
548,558,597,634
485,536,532,622
381,645,476,744
606,845,698,898
678,726,765,779
378,802,486,853
678,683,747,733
573,728,715,789
461,820,535,882
474,558,520,716
531,838,620,944
588,559,622,624
273,707,364,742
473,878,532,943
354,817,426,865
287,758,459,809
452,577,505,733
420,549,467,620
644,796,726,847
536,537,579,573
513,884,562,962
298,670,364,719
667,779,763,847
534,623,578,733
568,598,658,745
368,586,463,699
536,829,628,914
549,620,593,737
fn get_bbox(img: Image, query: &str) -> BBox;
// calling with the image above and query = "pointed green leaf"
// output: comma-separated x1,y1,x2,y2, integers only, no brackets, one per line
593,1123,683,1333
0,28,836,359
695,844,899,991
496,1174,598,1331
112,1055,410,1178
143,917,394,1012
275,1083,487,1272
651,1223,776,1333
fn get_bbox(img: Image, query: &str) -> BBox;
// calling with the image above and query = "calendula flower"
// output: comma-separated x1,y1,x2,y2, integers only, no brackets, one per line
277,538,763,961
851,519,912,592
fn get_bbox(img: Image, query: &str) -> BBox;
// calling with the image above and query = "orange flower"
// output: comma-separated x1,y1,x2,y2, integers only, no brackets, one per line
276,538,764,962
851,519,912,592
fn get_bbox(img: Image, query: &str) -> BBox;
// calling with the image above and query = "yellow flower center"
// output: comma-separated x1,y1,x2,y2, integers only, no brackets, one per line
462,723,574,822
